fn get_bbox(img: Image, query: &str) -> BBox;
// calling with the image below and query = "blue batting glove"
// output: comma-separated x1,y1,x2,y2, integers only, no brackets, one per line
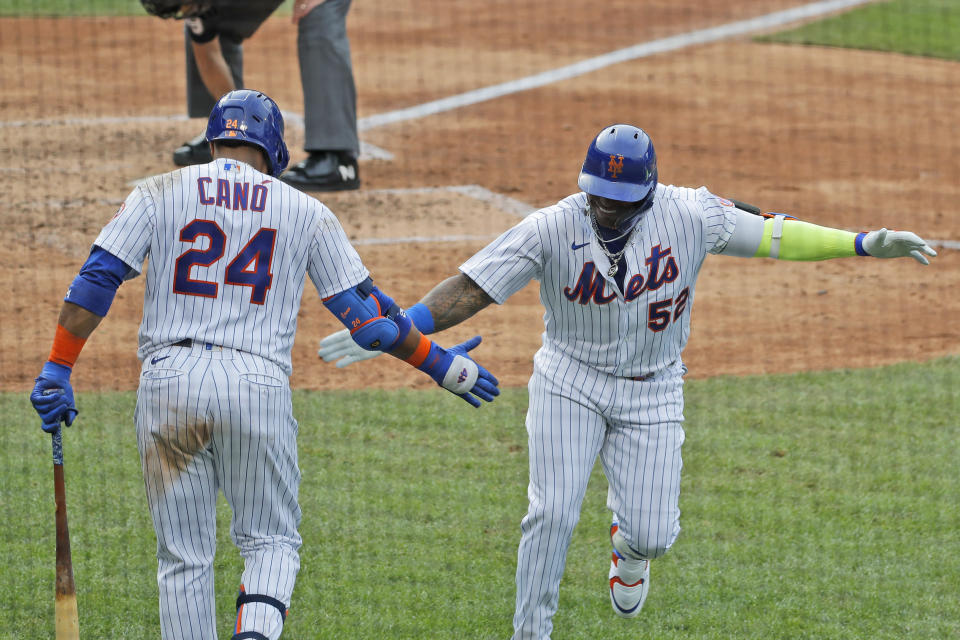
30,362,78,433
418,336,500,407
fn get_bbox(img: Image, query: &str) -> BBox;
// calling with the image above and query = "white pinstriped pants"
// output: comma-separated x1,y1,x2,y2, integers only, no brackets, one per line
136,343,302,640
512,349,685,640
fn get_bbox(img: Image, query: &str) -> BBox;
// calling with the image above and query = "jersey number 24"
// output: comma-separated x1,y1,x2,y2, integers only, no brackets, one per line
173,219,277,304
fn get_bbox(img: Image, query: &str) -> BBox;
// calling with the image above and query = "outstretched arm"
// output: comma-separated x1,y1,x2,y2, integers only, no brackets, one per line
719,206,936,264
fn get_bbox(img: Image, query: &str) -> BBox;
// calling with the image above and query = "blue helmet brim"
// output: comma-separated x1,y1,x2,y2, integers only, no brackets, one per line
578,172,653,202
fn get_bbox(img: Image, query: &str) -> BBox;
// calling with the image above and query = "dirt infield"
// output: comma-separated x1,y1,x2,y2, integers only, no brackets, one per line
2,0,958,392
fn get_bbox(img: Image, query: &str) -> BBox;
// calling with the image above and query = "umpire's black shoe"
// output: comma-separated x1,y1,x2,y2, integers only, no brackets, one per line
281,151,360,192
173,134,213,167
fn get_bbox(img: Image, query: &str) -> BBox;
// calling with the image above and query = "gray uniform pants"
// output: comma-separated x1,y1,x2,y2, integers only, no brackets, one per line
185,0,358,156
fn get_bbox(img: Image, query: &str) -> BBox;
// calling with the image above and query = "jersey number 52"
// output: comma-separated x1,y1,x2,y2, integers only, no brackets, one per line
173,219,277,304
647,287,690,332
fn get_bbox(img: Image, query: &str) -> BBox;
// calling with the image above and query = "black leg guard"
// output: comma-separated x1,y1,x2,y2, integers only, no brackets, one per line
231,585,288,640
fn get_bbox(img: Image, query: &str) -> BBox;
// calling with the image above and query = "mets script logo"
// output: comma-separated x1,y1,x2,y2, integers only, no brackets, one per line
457,368,469,384
564,245,680,305
607,154,624,178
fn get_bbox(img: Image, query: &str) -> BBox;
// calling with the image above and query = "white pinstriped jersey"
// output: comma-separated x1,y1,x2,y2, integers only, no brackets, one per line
460,186,738,377
94,158,368,375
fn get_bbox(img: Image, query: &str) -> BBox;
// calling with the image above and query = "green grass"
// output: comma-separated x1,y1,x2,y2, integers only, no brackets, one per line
2,358,959,638
758,0,960,61
0,0,294,17
0,0,145,16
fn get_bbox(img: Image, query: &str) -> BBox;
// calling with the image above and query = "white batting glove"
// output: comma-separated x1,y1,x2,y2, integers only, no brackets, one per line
863,228,937,265
318,329,383,368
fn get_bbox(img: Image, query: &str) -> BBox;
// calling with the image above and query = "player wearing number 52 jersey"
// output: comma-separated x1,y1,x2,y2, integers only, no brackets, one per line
29,90,499,640
317,124,937,639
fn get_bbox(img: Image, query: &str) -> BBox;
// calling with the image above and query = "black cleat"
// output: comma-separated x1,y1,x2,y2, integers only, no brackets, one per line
281,151,360,192
173,134,213,167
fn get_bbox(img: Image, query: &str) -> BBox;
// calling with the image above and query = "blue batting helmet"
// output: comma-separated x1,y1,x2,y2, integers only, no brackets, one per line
205,89,289,177
578,124,657,202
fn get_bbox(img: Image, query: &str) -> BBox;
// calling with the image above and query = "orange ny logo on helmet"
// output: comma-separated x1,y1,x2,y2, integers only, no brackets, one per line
607,154,624,178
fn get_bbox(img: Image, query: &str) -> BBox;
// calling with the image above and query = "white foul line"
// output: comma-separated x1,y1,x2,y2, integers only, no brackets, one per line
928,239,960,251
11,0,955,251
357,0,876,130
4,0,874,133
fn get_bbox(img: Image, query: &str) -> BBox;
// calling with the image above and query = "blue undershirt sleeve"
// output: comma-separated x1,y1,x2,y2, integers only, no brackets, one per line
63,247,135,317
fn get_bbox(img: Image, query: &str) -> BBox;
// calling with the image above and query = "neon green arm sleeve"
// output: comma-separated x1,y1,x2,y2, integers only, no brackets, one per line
754,217,859,261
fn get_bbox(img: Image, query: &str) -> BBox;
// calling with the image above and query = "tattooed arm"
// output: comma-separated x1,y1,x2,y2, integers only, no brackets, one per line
418,274,494,332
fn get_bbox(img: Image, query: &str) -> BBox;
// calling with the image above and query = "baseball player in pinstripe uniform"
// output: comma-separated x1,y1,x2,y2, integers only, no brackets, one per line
317,124,936,638
29,89,499,640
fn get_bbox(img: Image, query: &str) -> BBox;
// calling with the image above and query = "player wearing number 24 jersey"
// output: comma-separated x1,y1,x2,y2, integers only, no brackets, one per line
318,124,936,639
29,90,499,640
